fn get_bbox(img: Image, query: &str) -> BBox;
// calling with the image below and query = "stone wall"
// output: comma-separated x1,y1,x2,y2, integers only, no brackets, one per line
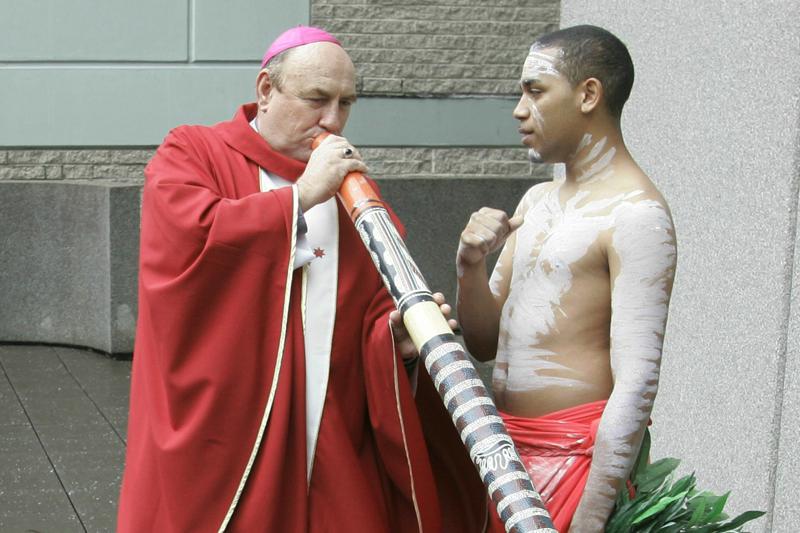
0,147,550,183
0,149,153,183
311,0,559,95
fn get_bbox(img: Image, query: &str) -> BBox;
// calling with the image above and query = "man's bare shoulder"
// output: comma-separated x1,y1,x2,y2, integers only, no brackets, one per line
597,165,673,219
625,175,671,221
582,165,676,264
605,168,677,257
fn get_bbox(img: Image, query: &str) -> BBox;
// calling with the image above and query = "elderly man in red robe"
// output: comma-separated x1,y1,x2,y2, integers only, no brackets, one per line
117,26,484,533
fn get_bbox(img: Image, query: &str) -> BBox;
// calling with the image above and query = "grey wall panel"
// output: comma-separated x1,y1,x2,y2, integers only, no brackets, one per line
0,67,257,146
345,97,522,147
560,2,800,528
776,146,800,530
0,182,110,349
0,1,188,61
378,178,538,309
193,0,308,61
0,182,140,354
0,67,522,147
107,187,140,354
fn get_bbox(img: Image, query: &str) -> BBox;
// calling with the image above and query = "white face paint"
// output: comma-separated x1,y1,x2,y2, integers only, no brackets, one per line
528,147,544,164
519,48,565,164
576,136,606,167
523,47,564,78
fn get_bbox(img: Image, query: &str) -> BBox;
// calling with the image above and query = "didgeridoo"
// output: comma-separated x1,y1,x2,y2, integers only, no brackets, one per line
313,134,556,533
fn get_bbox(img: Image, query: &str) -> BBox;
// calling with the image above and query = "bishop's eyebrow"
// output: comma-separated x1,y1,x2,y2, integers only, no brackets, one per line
302,87,357,103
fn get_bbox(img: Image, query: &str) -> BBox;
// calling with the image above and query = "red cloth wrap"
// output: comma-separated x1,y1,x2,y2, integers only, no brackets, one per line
487,400,607,533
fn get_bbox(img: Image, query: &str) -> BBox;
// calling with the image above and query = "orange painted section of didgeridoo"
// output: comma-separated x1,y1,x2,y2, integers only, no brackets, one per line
311,133,385,221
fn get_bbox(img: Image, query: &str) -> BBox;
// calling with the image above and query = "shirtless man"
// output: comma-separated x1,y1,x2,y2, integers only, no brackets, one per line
456,25,677,532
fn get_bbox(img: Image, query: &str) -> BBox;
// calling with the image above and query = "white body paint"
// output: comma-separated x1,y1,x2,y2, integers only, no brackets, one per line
575,136,616,184
576,199,676,525
491,185,647,393
489,176,676,529
574,133,593,155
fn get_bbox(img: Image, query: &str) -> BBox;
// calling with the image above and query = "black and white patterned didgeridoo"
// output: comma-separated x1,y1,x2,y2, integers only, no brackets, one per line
312,135,556,533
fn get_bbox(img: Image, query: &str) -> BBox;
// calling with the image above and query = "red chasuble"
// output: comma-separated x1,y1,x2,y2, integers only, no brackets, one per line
117,104,484,532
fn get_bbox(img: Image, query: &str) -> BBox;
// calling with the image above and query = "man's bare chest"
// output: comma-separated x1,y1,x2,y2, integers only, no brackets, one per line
512,192,619,282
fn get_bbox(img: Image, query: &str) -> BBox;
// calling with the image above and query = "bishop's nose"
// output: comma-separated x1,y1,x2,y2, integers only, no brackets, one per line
318,104,345,135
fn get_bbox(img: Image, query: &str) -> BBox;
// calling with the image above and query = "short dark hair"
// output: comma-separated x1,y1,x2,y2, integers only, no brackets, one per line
532,25,634,118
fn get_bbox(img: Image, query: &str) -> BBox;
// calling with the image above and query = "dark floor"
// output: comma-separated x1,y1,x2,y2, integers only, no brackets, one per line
0,344,130,533
0,341,490,533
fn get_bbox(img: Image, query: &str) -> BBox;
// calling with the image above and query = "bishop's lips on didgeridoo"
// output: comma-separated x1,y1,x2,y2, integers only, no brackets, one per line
312,133,556,533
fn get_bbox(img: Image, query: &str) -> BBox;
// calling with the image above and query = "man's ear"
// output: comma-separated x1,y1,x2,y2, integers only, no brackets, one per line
579,77,603,114
256,69,274,113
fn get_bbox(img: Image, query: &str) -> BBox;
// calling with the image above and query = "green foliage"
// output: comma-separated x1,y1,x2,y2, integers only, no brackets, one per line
605,431,764,533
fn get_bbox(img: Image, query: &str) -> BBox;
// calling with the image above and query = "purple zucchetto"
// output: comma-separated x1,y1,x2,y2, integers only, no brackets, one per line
261,25,341,68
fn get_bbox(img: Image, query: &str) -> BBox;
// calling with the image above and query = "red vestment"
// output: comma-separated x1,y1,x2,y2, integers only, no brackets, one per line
117,104,484,532
487,400,607,533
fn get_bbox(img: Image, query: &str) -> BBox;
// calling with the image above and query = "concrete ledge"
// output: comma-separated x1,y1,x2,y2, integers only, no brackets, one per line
0,181,140,354
0,177,537,354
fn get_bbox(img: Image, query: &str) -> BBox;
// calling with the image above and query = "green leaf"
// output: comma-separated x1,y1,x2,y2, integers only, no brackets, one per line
716,510,766,530
636,458,680,493
608,453,764,533
667,473,696,496
689,495,707,524
632,490,690,524
607,489,668,532
633,428,652,481
704,491,729,523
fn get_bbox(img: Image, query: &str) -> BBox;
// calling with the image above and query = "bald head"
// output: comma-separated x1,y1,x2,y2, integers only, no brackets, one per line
256,41,357,161
264,41,355,94
272,42,355,93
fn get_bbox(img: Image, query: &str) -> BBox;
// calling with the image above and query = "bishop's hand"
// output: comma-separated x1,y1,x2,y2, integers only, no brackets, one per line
298,134,367,211
389,292,456,362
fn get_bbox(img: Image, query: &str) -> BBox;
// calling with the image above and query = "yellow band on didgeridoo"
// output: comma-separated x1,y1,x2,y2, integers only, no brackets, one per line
402,301,453,351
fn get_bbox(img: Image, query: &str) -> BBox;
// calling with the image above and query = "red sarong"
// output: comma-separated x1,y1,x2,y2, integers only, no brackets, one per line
488,400,607,533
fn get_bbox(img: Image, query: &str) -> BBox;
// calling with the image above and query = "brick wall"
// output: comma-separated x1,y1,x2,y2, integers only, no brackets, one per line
312,0,560,96
1,1,558,183
0,149,154,183
0,147,550,183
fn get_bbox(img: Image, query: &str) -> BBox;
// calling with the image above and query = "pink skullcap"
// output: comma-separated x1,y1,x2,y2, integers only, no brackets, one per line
261,26,341,68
